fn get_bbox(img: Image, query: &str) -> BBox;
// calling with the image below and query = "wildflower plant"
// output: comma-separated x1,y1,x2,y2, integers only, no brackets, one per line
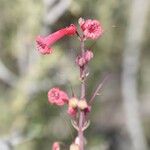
36,18,107,150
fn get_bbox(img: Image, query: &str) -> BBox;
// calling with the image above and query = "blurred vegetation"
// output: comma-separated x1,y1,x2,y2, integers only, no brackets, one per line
0,0,150,150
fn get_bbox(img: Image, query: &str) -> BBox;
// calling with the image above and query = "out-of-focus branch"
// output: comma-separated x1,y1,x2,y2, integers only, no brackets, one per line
43,0,71,26
0,140,12,150
0,131,34,150
121,0,149,150
43,0,56,7
0,60,17,86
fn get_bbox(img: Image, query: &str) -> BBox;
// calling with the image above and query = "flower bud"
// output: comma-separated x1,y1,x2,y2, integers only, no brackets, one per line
78,17,85,27
69,97,78,108
75,50,93,68
75,136,80,145
75,55,86,67
84,50,93,62
52,142,60,150
70,143,79,150
77,99,88,110
67,107,77,117
84,105,91,114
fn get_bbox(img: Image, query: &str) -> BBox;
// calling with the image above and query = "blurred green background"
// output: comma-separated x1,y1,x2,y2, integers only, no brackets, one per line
0,0,150,150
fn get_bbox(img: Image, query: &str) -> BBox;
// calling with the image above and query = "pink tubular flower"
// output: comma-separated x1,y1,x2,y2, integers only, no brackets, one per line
78,18,103,40
48,88,69,106
36,24,77,55
76,50,93,67
52,142,60,150
67,107,77,117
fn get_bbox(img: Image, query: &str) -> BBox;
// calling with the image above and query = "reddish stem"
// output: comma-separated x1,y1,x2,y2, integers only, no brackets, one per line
78,38,86,150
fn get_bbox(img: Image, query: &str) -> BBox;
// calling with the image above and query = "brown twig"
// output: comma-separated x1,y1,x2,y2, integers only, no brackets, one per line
89,74,110,105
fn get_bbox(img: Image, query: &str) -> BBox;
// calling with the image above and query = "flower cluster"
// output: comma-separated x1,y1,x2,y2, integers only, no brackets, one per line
48,88,90,117
36,17,104,150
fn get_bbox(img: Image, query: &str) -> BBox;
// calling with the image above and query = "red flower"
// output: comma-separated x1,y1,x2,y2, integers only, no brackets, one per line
48,88,69,106
52,142,60,150
36,24,77,55
78,18,103,40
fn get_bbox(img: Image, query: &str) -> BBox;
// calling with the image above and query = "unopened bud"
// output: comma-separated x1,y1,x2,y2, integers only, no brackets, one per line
84,50,93,62
69,97,78,108
70,143,79,150
67,107,77,117
52,142,60,150
76,55,86,67
78,100,88,110
75,136,87,145
78,17,85,27
76,50,93,68
75,136,80,145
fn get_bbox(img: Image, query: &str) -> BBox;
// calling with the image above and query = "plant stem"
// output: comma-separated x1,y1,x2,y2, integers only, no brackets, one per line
78,38,86,150
89,74,110,105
